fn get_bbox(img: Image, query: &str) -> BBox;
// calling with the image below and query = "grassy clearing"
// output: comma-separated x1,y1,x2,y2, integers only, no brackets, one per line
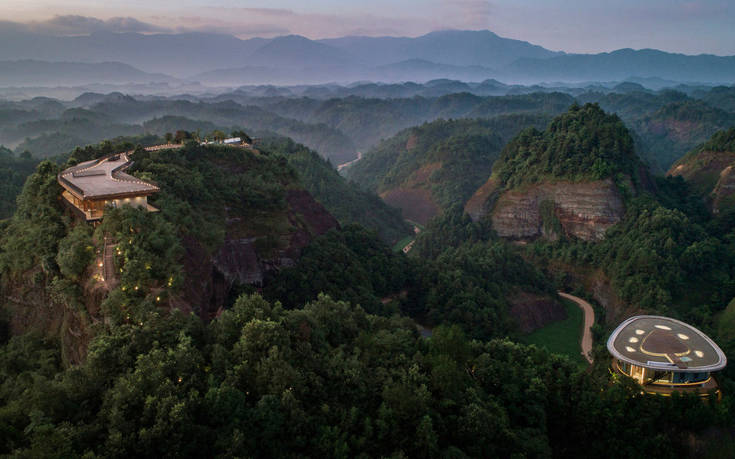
521,298,586,365
392,235,414,252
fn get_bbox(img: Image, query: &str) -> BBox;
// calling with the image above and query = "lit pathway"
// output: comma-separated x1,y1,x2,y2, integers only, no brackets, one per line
103,237,119,290
558,291,594,364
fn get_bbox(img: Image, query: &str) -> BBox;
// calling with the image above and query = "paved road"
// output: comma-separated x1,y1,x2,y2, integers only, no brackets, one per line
558,291,595,364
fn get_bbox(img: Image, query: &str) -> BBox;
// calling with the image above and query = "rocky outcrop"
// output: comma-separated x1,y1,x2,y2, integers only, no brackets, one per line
712,165,735,212
467,178,625,241
509,292,567,333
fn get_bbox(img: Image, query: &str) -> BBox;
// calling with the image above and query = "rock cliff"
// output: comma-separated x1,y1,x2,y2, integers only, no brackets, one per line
0,144,340,362
179,191,338,320
466,177,625,241
464,104,641,242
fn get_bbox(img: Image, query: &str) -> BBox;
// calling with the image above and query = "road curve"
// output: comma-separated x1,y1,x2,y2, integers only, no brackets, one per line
558,291,595,364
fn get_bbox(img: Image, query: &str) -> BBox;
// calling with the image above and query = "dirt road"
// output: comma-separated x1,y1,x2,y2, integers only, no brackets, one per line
558,291,595,364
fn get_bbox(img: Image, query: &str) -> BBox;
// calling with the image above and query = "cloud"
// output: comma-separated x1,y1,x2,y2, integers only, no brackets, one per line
26,15,170,35
165,15,290,37
177,7,435,39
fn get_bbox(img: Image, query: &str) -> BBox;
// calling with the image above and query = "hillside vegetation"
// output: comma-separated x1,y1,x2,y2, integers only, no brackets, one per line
260,136,411,243
492,103,639,189
668,127,735,212
0,147,38,219
348,115,551,223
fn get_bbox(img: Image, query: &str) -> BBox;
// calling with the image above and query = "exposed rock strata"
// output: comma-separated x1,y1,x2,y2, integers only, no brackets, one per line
467,178,624,241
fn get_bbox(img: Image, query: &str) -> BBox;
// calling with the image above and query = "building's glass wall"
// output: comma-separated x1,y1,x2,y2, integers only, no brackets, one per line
672,372,709,384
615,360,710,385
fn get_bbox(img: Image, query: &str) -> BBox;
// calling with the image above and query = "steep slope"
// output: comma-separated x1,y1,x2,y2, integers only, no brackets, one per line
466,103,644,241
258,136,412,243
0,147,38,219
668,128,735,212
633,100,735,171
347,115,551,225
0,142,338,362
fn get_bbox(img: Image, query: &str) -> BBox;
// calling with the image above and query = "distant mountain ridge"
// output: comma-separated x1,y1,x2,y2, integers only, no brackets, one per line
0,60,175,86
506,48,735,84
0,23,733,87
319,30,563,67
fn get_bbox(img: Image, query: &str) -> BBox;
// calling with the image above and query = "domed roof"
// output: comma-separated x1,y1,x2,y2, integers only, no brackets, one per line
607,315,726,372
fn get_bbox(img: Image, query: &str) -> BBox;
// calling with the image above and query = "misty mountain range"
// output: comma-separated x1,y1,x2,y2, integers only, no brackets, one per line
0,27,733,88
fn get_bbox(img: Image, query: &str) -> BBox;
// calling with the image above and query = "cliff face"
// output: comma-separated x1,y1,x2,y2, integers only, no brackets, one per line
184,189,338,319
668,150,735,213
466,178,625,241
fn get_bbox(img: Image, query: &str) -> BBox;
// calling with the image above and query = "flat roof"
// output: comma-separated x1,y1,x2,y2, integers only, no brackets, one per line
58,152,159,200
607,315,726,373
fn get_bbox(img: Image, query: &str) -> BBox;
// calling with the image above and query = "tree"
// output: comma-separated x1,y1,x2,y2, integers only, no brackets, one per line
211,130,226,142
231,130,252,144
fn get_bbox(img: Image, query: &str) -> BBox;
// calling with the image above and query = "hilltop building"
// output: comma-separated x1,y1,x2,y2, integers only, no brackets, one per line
607,315,726,398
58,152,159,222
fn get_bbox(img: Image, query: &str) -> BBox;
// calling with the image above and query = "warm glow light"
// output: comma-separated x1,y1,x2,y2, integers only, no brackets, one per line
677,333,689,340
628,337,639,343
635,329,645,335
695,350,704,358
625,346,636,352
655,325,672,330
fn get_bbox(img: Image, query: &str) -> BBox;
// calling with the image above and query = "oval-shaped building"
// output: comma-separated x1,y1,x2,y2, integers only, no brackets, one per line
607,315,726,398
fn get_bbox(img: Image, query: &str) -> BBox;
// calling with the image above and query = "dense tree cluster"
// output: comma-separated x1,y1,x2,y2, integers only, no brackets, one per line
1,293,727,458
0,147,38,219
494,103,638,189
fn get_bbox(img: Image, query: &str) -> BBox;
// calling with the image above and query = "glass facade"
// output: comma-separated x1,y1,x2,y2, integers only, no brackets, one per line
616,360,710,386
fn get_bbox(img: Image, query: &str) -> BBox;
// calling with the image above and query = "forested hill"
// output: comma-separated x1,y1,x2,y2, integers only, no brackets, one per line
465,104,646,241
346,115,551,224
0,141,344,360
491,103,640,189
1,124,735,456
259,136,412,243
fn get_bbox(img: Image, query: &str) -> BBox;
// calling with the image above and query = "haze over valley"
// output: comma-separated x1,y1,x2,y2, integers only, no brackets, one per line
2,3,735,458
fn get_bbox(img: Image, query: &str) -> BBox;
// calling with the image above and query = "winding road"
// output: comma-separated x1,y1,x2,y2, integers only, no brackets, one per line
558,291,595,364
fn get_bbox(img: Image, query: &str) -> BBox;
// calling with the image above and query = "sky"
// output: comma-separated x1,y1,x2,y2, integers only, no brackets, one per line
0,0,733,55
